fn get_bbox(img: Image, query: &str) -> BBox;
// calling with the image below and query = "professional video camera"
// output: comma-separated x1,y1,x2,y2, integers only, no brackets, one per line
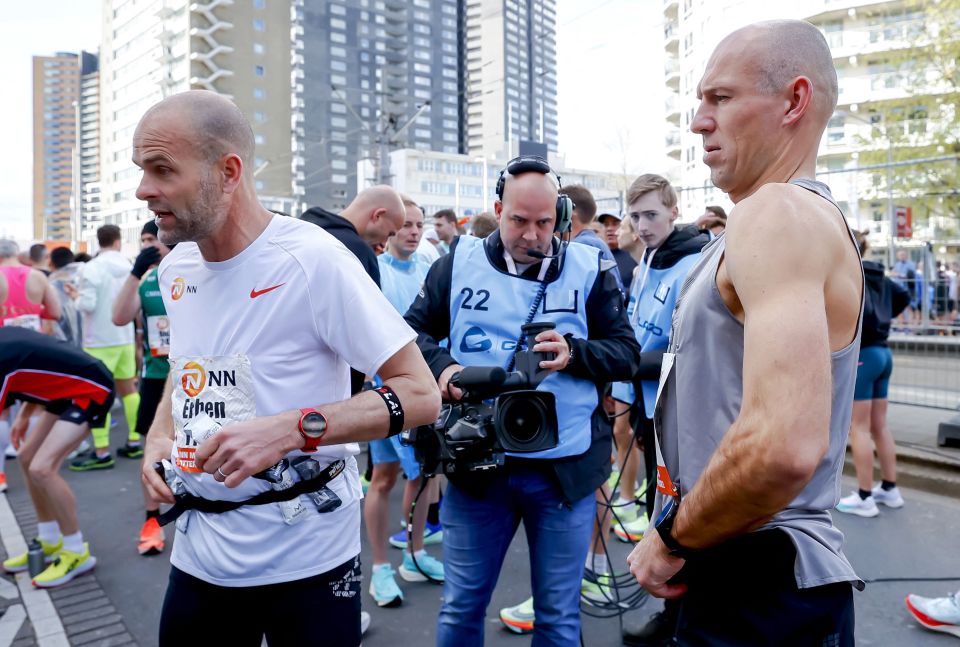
403,322,560,476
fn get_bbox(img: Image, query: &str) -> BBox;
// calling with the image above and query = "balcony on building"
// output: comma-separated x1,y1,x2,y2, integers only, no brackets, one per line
664,23,679,54
665,93,680,126
666,130,682,160
665,58,679,91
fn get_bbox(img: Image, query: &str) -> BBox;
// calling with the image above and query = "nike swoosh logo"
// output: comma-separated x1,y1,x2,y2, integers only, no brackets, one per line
250,283,286,299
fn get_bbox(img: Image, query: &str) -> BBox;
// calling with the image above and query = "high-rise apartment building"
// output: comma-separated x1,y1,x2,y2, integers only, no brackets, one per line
663,0,957,242
463,0,558,159
78,52,102,235
294,0,559,212
32,52,81,242
98,0,293,245
295,0,463,212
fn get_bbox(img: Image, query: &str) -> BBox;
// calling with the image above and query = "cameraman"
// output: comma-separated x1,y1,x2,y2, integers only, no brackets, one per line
405,156,641,646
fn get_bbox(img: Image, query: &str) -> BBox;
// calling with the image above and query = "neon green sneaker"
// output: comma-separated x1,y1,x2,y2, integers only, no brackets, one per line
499,596,535,635
32,543,96,588
581,574,616,606
3,538,62,573
610,502,639,527
613,512,650,543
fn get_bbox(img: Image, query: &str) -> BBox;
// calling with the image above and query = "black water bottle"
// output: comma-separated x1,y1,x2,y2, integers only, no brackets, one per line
27,539,45,577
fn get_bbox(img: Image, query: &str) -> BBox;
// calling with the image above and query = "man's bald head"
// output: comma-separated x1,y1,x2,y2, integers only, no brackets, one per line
342,185,406,247
140,90,255,173
718,20,838,122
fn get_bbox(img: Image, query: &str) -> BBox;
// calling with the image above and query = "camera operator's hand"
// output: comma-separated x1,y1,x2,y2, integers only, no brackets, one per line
438,363,465,401
533,330,572,372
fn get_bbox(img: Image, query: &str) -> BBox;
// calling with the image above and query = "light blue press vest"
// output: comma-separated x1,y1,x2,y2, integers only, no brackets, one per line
449,235,601,459
626,253,701,418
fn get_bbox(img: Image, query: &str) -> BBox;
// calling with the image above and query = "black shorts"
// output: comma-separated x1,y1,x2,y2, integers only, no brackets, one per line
135,377,167,435
672,529,855,646
45,399,112,428
159,556,362,647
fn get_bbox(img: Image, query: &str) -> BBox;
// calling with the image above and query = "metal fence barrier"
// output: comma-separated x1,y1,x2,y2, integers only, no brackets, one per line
889,332,960,410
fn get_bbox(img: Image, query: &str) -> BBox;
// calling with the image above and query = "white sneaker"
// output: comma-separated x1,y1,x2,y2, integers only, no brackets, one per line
871,484,904,508
905,590,960,638
360,611,371,635
836,492,879,518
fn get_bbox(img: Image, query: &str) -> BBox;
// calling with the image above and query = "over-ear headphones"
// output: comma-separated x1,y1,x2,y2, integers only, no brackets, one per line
495,156,574,234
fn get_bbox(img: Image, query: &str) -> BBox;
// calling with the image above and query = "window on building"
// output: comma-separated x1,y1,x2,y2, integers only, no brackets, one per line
253,19,265,31
253,43,265,55
254,87,265,99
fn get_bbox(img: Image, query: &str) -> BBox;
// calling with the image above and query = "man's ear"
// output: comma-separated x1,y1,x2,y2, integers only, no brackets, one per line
221,154,244,194
494,201,503,222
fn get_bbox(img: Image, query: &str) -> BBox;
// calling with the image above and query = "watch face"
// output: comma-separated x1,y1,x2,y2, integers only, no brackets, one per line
301,412,327,438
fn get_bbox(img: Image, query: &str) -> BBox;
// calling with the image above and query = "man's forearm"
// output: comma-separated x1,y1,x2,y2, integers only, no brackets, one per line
672,415,814,550
112,275,141,326
317,372,440,447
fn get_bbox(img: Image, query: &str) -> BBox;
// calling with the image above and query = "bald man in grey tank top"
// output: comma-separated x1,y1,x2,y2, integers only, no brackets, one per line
626,20,864,646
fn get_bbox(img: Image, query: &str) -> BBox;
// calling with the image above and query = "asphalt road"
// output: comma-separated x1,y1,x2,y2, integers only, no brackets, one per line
8,423,958,646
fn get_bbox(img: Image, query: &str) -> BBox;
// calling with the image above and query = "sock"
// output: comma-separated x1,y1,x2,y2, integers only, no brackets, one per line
584,550,595,569
122,392,141,443
91,414,110,453
858,488,872,500
372,562,391,572
62,531,84,555
146,509,160,521
413,549,428,560
592,553,610,576
881,480,896,491
37,521,61,545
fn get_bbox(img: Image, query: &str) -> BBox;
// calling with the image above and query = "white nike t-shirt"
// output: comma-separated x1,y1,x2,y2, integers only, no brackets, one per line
158,214,416,586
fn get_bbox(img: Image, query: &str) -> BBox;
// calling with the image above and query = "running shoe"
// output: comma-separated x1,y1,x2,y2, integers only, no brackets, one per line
871,484,905,508
0,472,7,493
360,473,371,495
369,564,403,607
117,443,144,459
398,551,444,583
66,439,90,461
835,492,879,518
68,452,115,472
389,521,443,549
613,512,650,543
905,590,960,638
360,610,371,636
606,469,622,493
610,502,640,527
581,574,616,606
4,445,16,459
32,543,96,588
499,597,535,635
3,537,62,573
137,517,165,556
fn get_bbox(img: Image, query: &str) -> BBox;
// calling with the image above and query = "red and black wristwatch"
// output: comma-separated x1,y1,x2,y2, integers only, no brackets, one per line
297,408,328,452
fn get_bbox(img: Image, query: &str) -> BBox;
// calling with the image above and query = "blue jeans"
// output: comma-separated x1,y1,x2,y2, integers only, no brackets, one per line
436,462,595,647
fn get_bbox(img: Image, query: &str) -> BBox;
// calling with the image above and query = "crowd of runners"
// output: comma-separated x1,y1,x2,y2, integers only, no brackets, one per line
1,17,958,647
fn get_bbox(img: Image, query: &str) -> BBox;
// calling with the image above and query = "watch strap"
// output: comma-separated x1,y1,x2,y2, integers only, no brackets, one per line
298,408,325,452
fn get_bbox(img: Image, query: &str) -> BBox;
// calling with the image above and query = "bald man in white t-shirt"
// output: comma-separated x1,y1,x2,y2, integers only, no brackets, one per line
134,90,440,646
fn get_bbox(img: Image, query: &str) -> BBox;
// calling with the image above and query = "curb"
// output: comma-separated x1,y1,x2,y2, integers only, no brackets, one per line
843,443,960,499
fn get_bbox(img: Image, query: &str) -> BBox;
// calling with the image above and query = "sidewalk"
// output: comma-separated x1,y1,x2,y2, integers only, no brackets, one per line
0,482,140,647
886,402,960,468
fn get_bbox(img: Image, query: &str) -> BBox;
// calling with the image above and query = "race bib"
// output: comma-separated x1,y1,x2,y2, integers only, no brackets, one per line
4,314,41,332
146,315,171,357
171,355,256,474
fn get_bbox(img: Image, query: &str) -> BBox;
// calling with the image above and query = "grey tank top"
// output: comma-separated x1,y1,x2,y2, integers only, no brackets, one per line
655,179,865,590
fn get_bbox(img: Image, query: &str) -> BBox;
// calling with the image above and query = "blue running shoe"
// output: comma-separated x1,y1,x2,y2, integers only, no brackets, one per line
369,564,403,607
398,550,444,583
389,521,443,549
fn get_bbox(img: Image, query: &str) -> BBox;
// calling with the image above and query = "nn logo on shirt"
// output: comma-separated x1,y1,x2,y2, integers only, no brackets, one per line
180,361,238,397
171,277,197,301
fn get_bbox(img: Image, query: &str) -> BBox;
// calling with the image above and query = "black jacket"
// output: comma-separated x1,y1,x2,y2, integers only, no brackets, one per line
300,207,381,288
300,206,380,395
403,232,642,503
862,260,911,348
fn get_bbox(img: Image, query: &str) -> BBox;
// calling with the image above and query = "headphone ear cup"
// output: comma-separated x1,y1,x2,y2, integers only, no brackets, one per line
556,195,573,233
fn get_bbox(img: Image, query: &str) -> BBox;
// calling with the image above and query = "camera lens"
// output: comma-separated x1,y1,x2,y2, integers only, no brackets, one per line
500,397,546,444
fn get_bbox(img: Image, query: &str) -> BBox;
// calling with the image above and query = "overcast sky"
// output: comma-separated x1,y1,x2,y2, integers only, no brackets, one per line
0,0,667,241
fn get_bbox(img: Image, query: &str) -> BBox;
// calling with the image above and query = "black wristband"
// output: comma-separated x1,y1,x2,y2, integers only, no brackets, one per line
374,386,405,437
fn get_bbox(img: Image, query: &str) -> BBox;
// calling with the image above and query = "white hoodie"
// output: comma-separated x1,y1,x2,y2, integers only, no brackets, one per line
76,249,134,348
